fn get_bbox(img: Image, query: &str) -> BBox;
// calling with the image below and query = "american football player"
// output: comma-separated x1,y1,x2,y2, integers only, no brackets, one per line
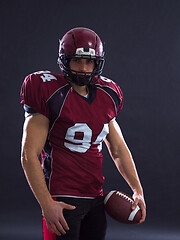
20,27,146,240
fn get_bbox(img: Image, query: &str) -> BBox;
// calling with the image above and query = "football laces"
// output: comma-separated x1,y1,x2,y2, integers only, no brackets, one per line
116,191,134,204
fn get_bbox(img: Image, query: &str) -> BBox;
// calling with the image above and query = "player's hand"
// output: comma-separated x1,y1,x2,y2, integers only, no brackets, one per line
132,192,146,224
42,200,76,236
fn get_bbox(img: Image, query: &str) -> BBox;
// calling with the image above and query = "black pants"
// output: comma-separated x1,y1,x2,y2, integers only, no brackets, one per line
55,196,107,240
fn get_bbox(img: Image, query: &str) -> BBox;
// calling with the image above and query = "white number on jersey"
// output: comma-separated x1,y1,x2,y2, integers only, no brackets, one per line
33,70,57,82
93,123,109,152
64,123,109,153
100,76,112,83
40,74,57,82
64,123,92,153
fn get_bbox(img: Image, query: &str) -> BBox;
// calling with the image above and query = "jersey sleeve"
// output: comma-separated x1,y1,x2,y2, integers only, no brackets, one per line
20,73,49,118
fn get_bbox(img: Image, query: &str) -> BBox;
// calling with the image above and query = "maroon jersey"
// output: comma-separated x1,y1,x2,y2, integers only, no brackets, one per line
20,71,123,198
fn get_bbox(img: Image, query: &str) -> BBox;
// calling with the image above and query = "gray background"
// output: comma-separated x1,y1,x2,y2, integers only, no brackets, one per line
1,0,180,239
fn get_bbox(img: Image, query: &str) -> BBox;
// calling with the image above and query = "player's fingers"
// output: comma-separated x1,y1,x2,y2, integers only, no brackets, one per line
46,221,61,236
46,222,54,233
55,202,76,231
132,198,138,210
139,214,145,223
59,202,76,230
139,204,146,223
59,213,71,231
50,223,62,236
55,220,67,235
47,220,65,236
61,202,76,210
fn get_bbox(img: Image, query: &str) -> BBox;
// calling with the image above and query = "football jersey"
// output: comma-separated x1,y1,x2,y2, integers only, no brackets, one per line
20,71,123,198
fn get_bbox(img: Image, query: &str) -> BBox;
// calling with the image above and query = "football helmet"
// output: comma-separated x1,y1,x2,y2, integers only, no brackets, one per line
57,27,105,86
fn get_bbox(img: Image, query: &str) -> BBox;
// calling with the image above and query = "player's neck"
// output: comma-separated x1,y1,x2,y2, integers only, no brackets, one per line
70,82,88,96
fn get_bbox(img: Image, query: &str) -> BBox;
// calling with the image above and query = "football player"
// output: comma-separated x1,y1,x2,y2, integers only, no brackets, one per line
20,27,146,240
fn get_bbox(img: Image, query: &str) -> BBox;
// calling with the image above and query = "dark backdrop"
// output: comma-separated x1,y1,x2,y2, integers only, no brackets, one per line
1,0,180,239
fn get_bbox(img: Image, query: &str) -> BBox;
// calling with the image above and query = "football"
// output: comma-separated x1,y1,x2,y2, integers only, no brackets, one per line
104,190,142,224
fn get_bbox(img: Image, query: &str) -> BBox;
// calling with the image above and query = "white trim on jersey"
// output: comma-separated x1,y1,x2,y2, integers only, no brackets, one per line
51,194,95,199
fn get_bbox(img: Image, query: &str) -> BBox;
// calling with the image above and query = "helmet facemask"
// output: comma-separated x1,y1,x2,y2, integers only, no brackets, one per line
58,53,104,86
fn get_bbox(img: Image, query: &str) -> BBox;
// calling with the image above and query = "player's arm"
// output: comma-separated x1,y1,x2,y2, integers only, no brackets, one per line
104,119,146,223
21,113,75,236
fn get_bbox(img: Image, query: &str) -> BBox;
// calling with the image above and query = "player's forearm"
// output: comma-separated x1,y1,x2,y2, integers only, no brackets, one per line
113,147,144,196
21,153,53,209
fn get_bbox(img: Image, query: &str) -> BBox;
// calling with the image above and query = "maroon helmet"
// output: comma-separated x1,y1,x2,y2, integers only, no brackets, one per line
57,27,105,86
